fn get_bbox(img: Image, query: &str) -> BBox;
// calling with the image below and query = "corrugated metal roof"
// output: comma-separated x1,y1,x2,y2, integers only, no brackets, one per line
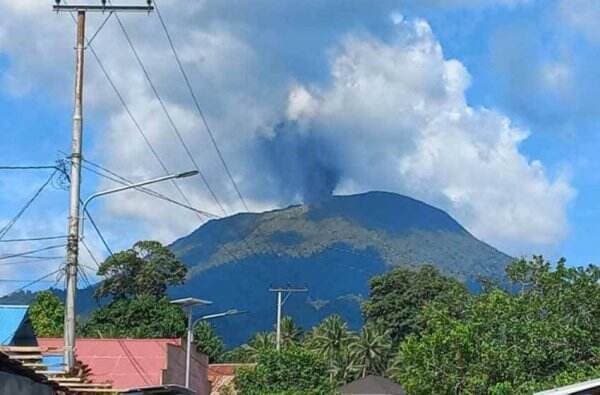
0,305,29,346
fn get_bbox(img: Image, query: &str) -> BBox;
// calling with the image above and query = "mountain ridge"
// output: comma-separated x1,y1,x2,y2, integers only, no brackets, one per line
1,191,512,346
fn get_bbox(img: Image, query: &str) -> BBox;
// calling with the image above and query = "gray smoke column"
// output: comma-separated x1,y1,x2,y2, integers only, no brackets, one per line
257,121,340,203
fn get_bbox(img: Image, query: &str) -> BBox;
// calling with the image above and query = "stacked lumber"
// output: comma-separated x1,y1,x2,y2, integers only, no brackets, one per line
0,346,116,394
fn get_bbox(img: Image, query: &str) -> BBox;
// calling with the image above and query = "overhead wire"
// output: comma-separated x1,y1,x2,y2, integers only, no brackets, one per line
0,257,64,267
61,6,199,220
4,268,64,295
112,10,228,218
0,165,58,171
81,161,218,218
0,235,68,243
81,160,249,263
0,169,58,240
153,0,249,212
0,244,67,261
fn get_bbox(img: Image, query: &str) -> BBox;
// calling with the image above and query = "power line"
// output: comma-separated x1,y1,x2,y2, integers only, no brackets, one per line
81,161,218,218
0,169,58,240
0,165,57,171
0,257,64,267
0,244,66,261
0,235,68,243
67,10,198,219
4,268,64,295
82,207,114,257
112,11,228,217
80,159,249,263
80,239,101,269
154,0,249,212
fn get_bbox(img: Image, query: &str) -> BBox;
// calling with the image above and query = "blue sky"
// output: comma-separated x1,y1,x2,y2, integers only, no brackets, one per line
0,0,598,294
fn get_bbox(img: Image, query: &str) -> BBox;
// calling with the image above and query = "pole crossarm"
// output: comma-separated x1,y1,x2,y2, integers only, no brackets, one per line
268,288,309,293
53,5,153,12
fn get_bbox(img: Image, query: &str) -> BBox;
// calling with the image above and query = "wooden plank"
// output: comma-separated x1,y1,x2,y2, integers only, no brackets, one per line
62,382,112,388
50,377,84,383
0,346,43,352
8,354,42,360
37,370,67,375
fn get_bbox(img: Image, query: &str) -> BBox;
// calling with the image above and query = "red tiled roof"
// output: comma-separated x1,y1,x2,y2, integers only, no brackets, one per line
38,338,181,391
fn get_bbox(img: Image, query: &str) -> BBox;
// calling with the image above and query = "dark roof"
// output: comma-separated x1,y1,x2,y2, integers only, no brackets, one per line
339,375,406,395
122,384,195,395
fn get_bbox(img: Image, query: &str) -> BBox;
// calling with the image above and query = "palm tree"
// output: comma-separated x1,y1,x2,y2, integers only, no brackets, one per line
350,325,393,378
330,348,361,386
242,332,275,362
278,316,303,347
306,315,353,382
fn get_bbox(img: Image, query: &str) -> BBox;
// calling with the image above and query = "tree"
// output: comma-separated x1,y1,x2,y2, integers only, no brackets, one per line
95,240,187,300
80,295,186,338
194,321,225,363
235,346,334,394
29,291,64,337
278,316,303,348
241,332,276,362
362,264,467,344
305,315,353,384
350,325,393,378
394,257,600,394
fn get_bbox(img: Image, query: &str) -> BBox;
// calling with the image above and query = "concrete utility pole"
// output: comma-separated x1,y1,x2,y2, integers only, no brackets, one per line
53,0,154,372
268,287,308,351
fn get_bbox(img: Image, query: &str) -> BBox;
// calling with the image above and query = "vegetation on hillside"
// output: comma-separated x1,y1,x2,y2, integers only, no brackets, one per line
25,240,600,394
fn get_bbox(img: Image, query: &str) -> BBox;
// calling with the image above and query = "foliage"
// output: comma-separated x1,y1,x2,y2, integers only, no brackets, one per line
305,314,354,384
80,295,186,338
395,257,600,394
350,325,393,378
235,346,334,395
278,316,303,348
94,240,187,300
362,264,467,344
29,291,64,337
241,332,276,362
193,321,225,363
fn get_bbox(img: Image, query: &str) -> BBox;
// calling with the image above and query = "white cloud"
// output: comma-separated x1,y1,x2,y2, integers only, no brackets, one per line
285,18,574,252
0,2,574,257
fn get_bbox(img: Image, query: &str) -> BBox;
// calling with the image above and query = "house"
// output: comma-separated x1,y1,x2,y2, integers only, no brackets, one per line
535,378,600,395
0,350,68,395
338,375,406,395
38,338,211,395
0,305,37,346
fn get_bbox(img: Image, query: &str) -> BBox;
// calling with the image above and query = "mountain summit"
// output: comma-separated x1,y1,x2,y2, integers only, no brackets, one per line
169,191,511,346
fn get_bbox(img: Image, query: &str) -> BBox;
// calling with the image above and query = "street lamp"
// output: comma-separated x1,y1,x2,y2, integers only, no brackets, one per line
171,297,212,389
80,170,198,237
193,309,247,327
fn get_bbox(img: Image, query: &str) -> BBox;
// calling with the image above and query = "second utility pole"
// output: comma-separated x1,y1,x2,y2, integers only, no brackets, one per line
269,287,308,351
53,0,154,372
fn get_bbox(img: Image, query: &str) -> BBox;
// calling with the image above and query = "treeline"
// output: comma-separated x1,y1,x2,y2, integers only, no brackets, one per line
27,241,600,394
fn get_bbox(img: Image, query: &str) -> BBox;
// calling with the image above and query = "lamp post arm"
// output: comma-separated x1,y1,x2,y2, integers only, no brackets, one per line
80,171,198,238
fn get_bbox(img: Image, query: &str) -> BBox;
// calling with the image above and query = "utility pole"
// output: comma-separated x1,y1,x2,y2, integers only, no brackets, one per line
53,0,153,372
268,287,308,351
